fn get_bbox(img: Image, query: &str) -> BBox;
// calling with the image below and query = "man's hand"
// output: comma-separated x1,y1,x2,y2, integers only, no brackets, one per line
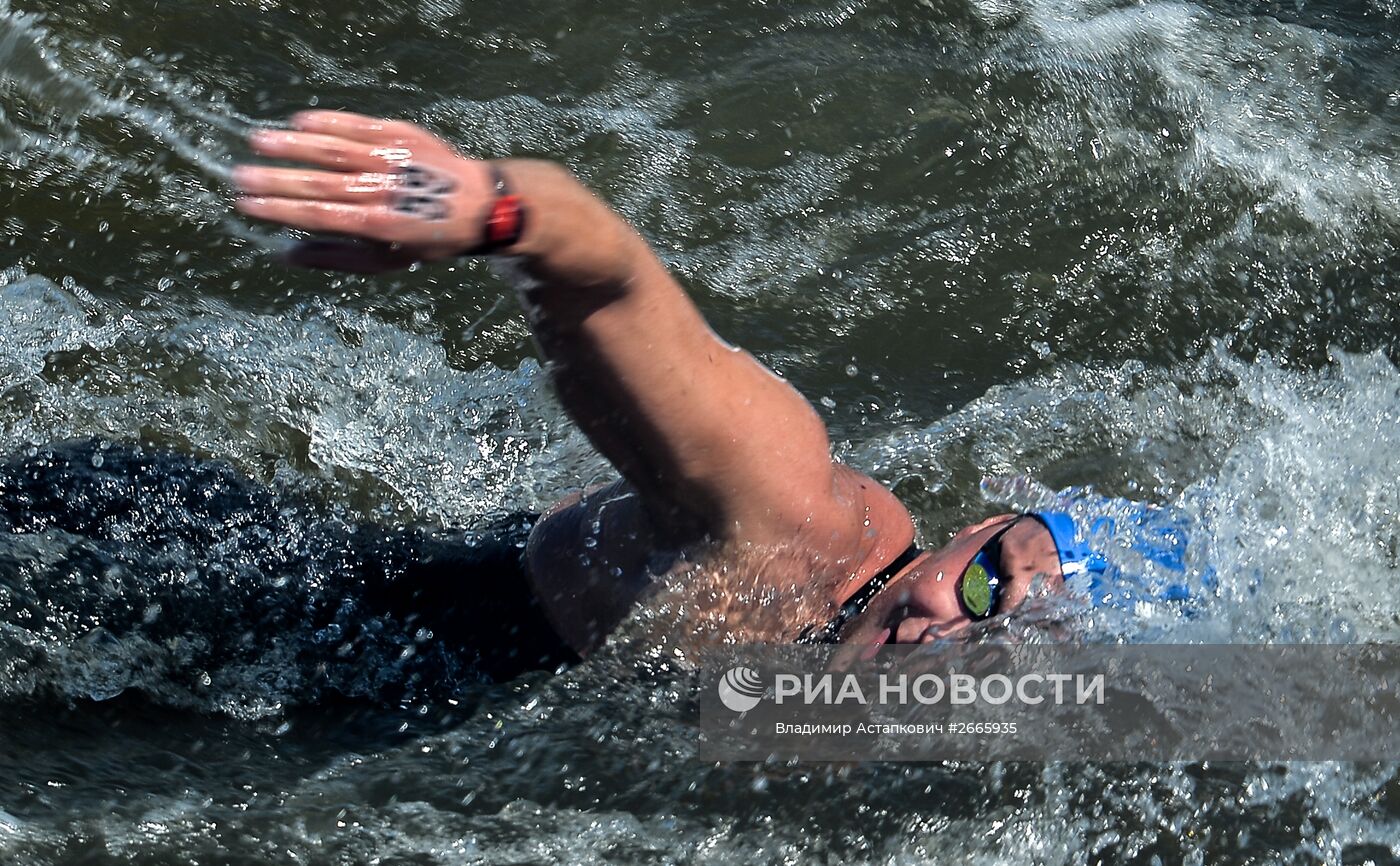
234,111,497,272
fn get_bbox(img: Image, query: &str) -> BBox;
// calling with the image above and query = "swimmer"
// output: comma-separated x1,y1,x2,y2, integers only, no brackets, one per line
233,112,1201,655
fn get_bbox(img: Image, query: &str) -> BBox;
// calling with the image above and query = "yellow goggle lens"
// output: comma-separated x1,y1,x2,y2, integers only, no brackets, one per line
961,562,992,617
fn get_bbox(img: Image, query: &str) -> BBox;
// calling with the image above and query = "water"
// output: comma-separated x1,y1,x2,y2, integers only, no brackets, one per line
2,0,1399,861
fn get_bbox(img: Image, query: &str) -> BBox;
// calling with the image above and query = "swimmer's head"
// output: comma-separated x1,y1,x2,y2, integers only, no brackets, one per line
842,515,1064,646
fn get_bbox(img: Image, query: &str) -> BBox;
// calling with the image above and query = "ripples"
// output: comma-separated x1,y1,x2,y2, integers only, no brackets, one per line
3,0,1400,861
0,272,604,524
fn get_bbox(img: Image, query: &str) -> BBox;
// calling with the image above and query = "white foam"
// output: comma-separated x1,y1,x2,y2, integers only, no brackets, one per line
0,272,605,525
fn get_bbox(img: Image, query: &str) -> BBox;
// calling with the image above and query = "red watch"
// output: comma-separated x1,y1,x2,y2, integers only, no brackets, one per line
472,163,526,254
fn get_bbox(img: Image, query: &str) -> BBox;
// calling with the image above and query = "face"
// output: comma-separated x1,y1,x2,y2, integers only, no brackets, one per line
841,515,1065,648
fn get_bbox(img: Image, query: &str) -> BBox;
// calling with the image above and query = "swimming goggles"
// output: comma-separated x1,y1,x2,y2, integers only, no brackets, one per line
795,516,1029,643
955,517,1023,620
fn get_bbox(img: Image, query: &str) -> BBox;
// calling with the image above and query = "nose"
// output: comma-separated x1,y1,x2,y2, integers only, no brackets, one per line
894,616,937,643
893,607,971,643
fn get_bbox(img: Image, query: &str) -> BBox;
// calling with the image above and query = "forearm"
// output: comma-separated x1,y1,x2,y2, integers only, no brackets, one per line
490,161,738,516
489,160,648,298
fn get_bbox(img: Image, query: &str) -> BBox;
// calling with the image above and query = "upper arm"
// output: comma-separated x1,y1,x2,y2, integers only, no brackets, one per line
532,259,847,544
505,166,907,562
659,331,839,532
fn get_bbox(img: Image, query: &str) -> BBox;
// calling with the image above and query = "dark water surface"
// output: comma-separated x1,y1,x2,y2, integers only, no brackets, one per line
3,0,1400,862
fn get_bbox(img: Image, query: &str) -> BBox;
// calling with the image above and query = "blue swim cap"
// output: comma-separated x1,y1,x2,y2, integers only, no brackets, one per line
1030,509,1206,607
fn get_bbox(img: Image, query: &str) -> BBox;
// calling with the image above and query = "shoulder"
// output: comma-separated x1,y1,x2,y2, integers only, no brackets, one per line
525,466,916,648
821,464,916,606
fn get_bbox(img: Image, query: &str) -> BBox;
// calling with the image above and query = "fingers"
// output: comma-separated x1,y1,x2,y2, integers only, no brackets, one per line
250,129,415,172
291,110,435,147
233,166,398,202
237,113,475,251
236,196,398,241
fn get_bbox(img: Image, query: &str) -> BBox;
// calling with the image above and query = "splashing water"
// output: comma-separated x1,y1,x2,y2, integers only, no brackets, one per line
3,0,1400,861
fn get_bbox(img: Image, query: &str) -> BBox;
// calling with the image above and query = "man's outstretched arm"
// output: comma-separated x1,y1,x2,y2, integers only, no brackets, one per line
234,111,912,567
